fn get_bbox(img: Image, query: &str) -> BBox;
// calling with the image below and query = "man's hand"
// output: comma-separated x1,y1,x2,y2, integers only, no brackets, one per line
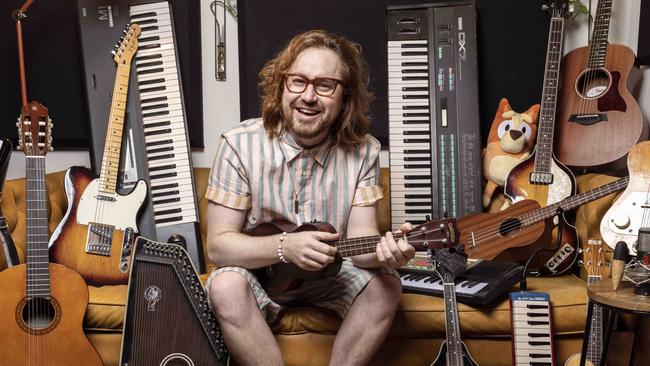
376,222,416,268
281,231,339,271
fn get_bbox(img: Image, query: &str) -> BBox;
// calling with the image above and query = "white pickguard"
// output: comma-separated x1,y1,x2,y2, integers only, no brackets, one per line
601,191,648,255
511,160,574,205
77,178,147,231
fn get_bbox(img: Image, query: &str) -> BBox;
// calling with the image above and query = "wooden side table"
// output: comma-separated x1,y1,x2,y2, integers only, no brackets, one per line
581,279,650,366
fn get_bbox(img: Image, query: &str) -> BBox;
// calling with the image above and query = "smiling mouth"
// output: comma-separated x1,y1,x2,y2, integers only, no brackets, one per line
297,107,320,116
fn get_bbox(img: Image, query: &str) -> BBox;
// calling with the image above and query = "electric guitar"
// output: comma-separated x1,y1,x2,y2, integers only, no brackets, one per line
564,239,607,366
0,101,103,365
48,24,146,285
252,218,459,291
504,0,577,274
430,247,479,366
600,140,650,255
555,0,647,173
459,176,628,275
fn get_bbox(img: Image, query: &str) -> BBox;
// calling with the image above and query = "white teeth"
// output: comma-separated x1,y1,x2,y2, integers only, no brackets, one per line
297,108,319,116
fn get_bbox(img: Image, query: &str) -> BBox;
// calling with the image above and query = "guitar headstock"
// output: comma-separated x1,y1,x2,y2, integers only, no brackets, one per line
16,101,52,157
112,23,141,66
406,218,459,251
583,239,606,278
542,0,574,18
431,247,468,283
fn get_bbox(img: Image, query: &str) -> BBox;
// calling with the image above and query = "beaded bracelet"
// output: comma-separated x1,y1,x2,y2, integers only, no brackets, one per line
277,231,289,264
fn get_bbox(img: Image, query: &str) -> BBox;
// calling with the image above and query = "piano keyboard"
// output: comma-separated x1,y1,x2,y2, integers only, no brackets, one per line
510,292,554,366
401,271,487,295
130,2,198,227
387,5,482,231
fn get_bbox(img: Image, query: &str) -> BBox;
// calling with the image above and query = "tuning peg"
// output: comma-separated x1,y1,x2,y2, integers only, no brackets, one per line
541,4,549,11
111,50,116,56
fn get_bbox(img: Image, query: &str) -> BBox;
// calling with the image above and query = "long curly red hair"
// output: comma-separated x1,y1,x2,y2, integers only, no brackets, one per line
258,30,374,146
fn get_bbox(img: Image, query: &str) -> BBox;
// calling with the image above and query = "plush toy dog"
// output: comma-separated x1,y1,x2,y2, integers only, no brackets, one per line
482,98,539,208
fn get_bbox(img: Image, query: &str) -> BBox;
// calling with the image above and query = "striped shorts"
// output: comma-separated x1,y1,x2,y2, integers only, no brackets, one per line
205,259,398,322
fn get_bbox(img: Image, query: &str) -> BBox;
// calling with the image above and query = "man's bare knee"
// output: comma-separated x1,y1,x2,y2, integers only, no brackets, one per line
209,272,257,322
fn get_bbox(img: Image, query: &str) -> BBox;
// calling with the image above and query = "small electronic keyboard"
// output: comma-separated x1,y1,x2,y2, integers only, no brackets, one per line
399,259,523,305
510,291,554,366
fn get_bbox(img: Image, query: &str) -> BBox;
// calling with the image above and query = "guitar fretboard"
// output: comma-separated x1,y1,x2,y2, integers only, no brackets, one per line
534,16,565,176
587,0,613,68
443,281,464,366
26,156,50,299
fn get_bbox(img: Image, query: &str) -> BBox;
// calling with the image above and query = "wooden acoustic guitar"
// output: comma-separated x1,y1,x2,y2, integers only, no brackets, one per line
0,102,103,365
565,239,607,366
429,247,479,366
48,24,146,285
555,0,647,173
252,218,459,291
600,140,650,255
459,176,628,275
504,0,578,275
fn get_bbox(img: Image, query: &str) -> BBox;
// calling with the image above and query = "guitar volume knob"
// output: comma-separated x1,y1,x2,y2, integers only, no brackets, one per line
612,213,631,230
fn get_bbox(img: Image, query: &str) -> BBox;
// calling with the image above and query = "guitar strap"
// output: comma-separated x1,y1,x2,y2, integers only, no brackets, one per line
0,215,19,267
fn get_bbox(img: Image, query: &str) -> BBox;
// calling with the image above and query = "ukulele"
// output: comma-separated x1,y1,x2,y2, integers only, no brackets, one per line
459,176,628,275
48,24,146,285
555,0,647,173
564,239,607,366
252,218,459,291
504,0,577,274
429,247,479,366
600,140,650,255
0,102,103,365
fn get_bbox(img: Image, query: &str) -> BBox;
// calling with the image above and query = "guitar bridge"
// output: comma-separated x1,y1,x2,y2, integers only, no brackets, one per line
86,222,115,256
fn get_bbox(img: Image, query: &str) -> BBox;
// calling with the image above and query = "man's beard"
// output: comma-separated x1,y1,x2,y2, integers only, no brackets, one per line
286,115,329,141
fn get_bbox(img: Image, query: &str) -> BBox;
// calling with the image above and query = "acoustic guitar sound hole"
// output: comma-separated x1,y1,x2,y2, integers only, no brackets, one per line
575,68,611,99
498,218,522,237
21,297,56,330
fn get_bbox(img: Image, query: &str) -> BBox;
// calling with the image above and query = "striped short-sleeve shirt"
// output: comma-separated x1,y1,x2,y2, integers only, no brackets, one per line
206,118,384,236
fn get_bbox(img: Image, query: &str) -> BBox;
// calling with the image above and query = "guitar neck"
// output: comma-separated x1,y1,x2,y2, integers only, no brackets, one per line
26,156,50,299
443,281,464,366
521,176,629,225
587,0,613,68
98,63,131,194
534,16,565,174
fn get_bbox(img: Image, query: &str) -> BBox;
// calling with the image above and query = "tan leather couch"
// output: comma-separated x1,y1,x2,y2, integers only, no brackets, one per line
0,168,640,365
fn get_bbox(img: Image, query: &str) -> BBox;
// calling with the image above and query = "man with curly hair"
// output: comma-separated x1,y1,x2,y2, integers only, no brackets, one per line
205,30,414,366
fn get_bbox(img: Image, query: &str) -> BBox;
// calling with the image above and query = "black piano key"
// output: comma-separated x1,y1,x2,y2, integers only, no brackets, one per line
142,103,169,111
146,138,173,147
154,197,181,205
405,209,431,214
405,194,432,199
403,131,429,136
527,333,549,338
148,153,175,161
133,18,157,25
138,77,165,86
150,172,177,180
527,304,549,309
402,106,429,111
404,157,431,162
529,354,551,358
404,149,430,154
528,321,550,326
130,11,157,19
401,51,428,56
138,36,160,43
404,202,431,206
140,26,159,32
402,94,429,99
404,164,430,169
141,96,167,104
142,111,169,119
155,216,183,224
401,62,428,67
405,183,431,188
401,76,428,81
402,86,428,91
526,313,548,318
403,139,430,144
401,43,427,49
140,85,166,93
529,363,552,366
137,67,165,76
529,341,550,346
151,183,179,191
138,43,161,51
147,146,174,154
404,175,430,179
145,128,173,137
137,60,164,68
466,281,480,288
401,69,427,74
152,190,180,198
149,164,176,172
135,54,162,62
403,112,430,117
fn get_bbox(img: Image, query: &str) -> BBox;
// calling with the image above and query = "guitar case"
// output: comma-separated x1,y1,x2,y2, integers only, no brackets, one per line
120,237,229,365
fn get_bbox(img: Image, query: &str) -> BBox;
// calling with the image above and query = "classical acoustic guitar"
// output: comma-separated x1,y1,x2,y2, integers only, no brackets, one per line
555,0,647,173
459,176,628,275
504,0,577,275
252,218,459,291
0,102,103,365
48,24,146,285
600,140,650,255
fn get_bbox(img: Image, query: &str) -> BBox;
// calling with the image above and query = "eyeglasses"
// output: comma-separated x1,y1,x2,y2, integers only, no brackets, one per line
284,73,343,96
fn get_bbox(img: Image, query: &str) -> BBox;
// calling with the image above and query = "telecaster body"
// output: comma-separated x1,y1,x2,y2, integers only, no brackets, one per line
49,166,146,285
